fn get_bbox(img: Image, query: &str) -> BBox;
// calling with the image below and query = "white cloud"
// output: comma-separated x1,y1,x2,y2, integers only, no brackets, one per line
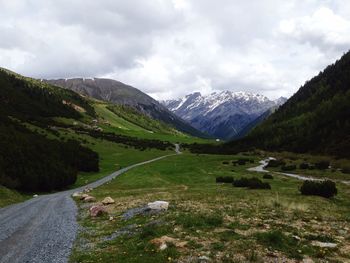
0,0,349,100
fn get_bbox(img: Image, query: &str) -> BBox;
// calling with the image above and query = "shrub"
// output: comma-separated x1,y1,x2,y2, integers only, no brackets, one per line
178,213,223,228
299,163,310,169
263,174,274,179
300,180,337,198
266,159,286,167
281,164,297,171
216,176,234,183
314,161,330,170
233,177,271,189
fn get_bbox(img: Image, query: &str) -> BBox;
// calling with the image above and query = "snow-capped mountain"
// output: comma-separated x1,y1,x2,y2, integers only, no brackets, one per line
161,91,287,140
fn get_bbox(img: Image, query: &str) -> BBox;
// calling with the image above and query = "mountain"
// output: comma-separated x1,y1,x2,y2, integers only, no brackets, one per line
45,78,206,138
162,91,286,139
224,51,350,157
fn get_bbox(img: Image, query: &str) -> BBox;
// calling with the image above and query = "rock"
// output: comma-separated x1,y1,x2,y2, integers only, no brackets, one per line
72,192,82,198
147,201,169,210
83,187,93,193
198,255,210,262
102,196,115,205
83,196,96,202
150,236,187,250
80,194,89,200
33,194,38,198
292,235,301,241
311,241,337,248
109,216,114,221
89,205,106,217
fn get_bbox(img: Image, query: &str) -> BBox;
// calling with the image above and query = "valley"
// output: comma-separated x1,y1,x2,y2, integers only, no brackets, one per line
0,50,350,263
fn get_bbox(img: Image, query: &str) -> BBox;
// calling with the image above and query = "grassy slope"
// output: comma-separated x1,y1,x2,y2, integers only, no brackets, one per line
71,153,350,263
0,186,30,208
93,102,211,144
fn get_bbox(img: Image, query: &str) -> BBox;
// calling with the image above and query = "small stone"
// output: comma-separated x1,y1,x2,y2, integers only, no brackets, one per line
83,196,96,202
311,241,337,248
72,192,82,198
33,194,38,198
292,235,301,241
147,201,169,210
89,205,107,217
109,216,114,221
80,194,89,200
198,255,210,262
102,196,115,205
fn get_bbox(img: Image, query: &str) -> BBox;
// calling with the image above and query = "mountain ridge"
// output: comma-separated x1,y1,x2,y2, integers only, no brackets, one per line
45,78,207,138
161,90,286,139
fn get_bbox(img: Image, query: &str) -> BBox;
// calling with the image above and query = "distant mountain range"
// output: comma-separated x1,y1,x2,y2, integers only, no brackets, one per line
161,91,287,139
45,78,206,138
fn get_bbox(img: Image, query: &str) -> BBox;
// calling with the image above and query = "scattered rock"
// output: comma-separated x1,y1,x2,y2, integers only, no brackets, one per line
89,205,107,217
83,187,93,193
198,255,210,262
311,241,337,248
147,201,169,210
72,192,82,198
150,236,187,250
292,235,301,241
83,196,96,202
102,196,115,205
103,224,138,241
80,194,89,200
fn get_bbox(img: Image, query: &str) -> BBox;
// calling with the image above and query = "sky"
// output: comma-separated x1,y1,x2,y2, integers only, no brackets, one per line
1,0,350,100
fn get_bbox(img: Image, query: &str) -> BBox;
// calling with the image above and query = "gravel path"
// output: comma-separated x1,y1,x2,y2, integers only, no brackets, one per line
248,157,350,185
0,145,180,263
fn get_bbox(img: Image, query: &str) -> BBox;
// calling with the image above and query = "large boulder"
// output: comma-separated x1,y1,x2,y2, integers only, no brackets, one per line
102,196,115,205
89,205,107,217
147,201,169,211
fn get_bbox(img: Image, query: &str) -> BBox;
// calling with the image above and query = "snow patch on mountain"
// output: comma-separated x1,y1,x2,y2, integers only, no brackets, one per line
161,91,287,139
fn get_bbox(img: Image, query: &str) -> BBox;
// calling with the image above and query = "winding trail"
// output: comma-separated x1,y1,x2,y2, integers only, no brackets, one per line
248,158,350,185
0,144,181,263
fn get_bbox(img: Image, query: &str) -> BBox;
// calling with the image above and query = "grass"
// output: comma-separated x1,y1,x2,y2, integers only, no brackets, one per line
70,153,350,262
0,186,30,208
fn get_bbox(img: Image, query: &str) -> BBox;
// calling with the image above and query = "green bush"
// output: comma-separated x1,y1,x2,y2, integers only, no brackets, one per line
178,213,223,228
281,164,297,171
233,177,271,189
266,159,286,168
216,176,234,183
263,174,274,179
299,163,310,169
300,180,337,198
314,161,330,170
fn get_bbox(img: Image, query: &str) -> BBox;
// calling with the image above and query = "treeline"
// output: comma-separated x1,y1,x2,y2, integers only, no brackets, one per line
0,68,96,122
0,116,99,192
185,51,350,157
73,127,173,151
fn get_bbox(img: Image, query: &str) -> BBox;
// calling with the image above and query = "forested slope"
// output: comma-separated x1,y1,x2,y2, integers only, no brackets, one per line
0,68,99,192
235,51,350,157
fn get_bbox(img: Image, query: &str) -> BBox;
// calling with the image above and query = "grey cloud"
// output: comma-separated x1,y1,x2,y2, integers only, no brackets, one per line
0,0,349,100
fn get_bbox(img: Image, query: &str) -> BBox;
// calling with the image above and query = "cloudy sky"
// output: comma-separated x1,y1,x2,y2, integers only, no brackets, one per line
1,0,350,100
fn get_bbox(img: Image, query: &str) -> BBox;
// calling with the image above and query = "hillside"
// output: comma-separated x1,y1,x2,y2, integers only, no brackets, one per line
45,78,207,138
226,51,350,157
0,68,99,191
162,91,286,139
